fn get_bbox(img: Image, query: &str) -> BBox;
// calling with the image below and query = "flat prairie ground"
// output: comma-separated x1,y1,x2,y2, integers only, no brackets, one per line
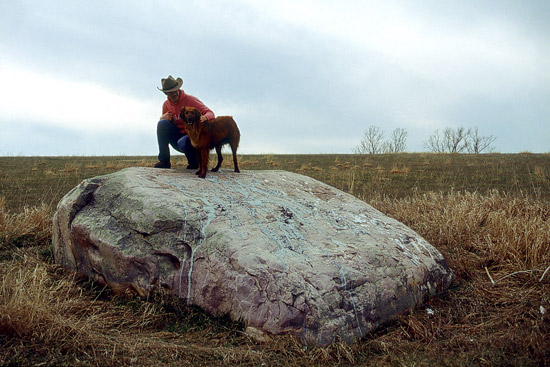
1,153,549,211
0,153,549,366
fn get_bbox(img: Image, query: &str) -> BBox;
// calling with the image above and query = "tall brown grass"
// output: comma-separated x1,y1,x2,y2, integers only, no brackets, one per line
0,251,181,366
368,190,550,365
1,153,549,366
1,189,548,366
0,197,51,250
370,190,550,273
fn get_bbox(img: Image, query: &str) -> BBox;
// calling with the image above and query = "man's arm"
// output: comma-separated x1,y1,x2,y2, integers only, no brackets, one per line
187,95,215,121
160,101,173,121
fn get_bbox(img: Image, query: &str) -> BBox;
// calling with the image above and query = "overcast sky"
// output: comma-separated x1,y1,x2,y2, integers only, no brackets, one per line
1,0,549,156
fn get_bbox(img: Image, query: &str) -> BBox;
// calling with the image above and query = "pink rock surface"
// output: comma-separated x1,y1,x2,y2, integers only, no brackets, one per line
52,167,453,345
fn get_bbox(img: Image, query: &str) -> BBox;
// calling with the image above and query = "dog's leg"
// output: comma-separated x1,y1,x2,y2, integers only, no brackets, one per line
212,145,223,172
230,141,240,173
195,151,202,176
198,148,209,178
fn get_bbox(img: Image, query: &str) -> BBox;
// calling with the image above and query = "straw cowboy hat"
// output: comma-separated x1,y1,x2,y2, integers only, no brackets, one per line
158,75,183,93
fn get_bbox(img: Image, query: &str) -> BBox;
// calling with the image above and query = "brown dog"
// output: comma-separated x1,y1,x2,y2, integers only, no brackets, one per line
180,107,240,178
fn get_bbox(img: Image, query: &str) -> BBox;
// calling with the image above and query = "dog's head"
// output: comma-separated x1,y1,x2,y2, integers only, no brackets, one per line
180,107,201,125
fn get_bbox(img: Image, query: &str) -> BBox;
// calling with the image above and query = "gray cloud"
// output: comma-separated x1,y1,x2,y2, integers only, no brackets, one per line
1,0,548,155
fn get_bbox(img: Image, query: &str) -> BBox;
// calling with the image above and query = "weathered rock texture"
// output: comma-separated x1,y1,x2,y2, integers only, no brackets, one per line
52,167,453,345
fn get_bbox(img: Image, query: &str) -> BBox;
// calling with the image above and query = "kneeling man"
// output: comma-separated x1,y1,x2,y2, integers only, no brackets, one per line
154,75,215,169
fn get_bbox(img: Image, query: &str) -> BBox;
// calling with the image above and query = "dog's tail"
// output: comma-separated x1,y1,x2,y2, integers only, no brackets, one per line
231,119,240,150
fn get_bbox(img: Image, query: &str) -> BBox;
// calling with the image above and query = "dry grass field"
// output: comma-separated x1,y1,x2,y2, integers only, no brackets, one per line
1,153,549,366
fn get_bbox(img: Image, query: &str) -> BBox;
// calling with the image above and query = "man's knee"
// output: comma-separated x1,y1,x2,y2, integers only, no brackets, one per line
157,119,173,133
177,136,190,152
178,135,197,153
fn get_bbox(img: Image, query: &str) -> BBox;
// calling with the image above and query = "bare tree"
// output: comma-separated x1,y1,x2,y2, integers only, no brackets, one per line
386,128,407,153
424,129,445,153
425,126,498,153
466,127,496,153
425,127,470,153
354,126,385,154
443,127,469,153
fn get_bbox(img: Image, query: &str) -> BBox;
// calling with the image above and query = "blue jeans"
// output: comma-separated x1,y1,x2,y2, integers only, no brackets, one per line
157,119,198,166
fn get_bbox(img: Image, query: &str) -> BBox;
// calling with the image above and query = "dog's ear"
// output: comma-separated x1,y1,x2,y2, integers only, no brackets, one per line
194,108,201,122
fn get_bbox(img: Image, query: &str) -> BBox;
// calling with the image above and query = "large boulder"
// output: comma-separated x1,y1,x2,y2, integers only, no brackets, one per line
52,167,453,345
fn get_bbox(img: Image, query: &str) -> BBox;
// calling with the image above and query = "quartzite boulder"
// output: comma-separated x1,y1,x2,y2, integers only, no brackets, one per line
52,167,453,345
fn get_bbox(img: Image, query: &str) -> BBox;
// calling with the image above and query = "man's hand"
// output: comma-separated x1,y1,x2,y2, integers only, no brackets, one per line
200,115,208,123
161,111,173,120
